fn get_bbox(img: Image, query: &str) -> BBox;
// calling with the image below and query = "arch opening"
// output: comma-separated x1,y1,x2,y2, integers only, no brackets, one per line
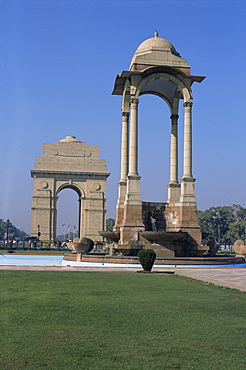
138,94,171,203
56,188,80,241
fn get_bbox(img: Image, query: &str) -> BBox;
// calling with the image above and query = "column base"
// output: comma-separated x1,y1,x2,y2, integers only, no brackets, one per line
179,176,197,204
113,206,124,233
165,203,202,246
167,182,181,204
119,203,145,245
125,174,141,204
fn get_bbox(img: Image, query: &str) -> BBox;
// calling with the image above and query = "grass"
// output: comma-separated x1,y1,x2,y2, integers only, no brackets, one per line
1,271,246,369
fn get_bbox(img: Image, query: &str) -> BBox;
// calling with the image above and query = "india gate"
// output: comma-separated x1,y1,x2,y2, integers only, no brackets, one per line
109,32,206,256
30,136,109,242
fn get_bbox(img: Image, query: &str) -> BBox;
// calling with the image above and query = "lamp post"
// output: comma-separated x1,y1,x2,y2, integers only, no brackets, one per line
6,219,10,247
244,219,246,245
217,216,221,244
37,224,40,240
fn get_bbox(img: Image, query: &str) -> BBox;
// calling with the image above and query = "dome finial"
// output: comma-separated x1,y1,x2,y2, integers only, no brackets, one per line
154,31,159,37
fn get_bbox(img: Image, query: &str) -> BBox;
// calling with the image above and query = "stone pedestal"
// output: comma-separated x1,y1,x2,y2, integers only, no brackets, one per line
165,204,202,246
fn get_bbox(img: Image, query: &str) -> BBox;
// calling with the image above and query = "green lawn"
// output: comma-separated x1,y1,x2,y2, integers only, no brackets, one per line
1,271,246,369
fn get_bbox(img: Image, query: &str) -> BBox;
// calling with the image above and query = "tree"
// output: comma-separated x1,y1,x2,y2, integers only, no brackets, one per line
225,220,246,243
198,205,246,245
0,219,27,240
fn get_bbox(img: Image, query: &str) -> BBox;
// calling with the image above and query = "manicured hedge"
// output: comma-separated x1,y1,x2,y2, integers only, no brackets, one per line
137,249,156,271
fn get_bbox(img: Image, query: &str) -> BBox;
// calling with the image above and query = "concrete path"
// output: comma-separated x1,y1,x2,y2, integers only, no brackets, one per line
175,268,246,292
1,265,246,292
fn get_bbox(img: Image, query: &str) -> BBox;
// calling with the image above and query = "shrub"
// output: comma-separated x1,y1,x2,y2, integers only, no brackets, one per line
137,249,156,271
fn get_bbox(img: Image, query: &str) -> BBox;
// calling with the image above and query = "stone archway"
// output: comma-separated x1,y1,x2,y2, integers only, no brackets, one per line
30,136,110,242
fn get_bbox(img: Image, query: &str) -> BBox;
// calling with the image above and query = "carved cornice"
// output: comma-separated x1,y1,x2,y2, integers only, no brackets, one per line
30,170,110,181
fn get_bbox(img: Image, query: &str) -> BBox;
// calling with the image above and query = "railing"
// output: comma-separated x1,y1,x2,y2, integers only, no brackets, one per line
0,240,109,254
0,240,68,251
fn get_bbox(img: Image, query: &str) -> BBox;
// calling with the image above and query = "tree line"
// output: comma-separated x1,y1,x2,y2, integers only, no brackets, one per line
0,219,27,241
198,204,246,245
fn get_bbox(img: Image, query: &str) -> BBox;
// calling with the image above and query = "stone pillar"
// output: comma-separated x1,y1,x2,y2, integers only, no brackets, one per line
78,196,82,237
120,98,144,246
120,112,129,182
125,98,141,205
180,101,196,204
128,98,139,177
183,102,193,178
170,114,179,183
31,188,53,241
167,114,180,203
52,194,58,242
114,112,129,232
171,101,201,246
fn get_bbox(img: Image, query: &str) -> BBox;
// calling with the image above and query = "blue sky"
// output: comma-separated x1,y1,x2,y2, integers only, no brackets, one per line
1,0,246,235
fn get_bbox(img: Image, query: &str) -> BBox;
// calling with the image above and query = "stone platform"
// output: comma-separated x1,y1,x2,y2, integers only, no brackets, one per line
63,253,245,266
100,231,209,257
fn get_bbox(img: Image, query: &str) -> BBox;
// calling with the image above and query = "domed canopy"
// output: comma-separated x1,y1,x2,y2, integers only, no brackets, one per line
112,32,205,97
134,31,180,56
129,31,190,73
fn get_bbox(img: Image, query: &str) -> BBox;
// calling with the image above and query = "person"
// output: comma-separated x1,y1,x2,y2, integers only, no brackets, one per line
150,216,157,231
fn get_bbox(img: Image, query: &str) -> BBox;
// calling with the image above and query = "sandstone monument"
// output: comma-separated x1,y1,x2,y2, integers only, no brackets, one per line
30,136,109,242
108,32,207,257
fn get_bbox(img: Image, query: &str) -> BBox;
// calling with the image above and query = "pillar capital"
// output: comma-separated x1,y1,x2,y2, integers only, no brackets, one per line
122,112,130,117
130,97,139,105
170,114,179,121
183,101,193,109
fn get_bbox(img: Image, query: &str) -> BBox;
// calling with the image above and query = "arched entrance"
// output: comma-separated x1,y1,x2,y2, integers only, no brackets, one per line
56,186,81,240
138,94,170,202
112,32,206,256
30,136,109,242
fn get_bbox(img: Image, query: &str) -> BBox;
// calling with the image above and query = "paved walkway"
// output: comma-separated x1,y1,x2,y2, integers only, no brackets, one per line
1,265,246,292
175,268,246,292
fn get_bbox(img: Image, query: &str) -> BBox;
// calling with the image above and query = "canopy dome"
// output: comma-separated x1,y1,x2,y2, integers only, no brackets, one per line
129,31,190,73
135,31,180,56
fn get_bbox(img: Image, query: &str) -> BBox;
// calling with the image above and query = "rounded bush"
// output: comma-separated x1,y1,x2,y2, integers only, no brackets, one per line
137,249,156,271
